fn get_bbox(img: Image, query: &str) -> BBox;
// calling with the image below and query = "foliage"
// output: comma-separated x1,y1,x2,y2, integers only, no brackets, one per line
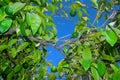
0,0,120,80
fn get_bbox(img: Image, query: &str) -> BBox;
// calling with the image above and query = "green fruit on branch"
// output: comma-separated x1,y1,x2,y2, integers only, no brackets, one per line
51,66,57,72
5,6,13,15
70,9,77,17
72,32,79,38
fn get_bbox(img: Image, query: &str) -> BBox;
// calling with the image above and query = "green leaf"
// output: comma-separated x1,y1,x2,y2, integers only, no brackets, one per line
0,44,8,52
75,1,86,7
97,61,106,77
91,67,99,80
0,18,12,33
8,39,17,47
26,13,41,35
81,46,92,71
39,65,47,79
48,73,56,80
0,7,6,21
78,10,82,19
91,0,98,8
12,2,26,14
17,42,29,52
102,30,117,46
33,48,41,63
2,61,9,71
7,71,14,80
20,22,27,36
10,48,17,58
110,64,119,72
112,71,120,80
13,64,22,73
81,59,92,71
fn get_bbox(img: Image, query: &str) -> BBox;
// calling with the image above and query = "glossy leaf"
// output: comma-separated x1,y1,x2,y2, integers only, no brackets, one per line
11,2,26,15
97,61,106,77
10,48,17,58
102,30,117,46
0,18,12,33
91,67,99,80
33,48,41,63
26,13,41,35
1,61,9,71
81,46,92,71
0,7,6,21
20,22,27,36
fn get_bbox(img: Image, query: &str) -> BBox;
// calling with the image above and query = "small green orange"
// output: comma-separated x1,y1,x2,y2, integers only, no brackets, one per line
70,9,77,17
72,32,79,38
5,6,13,15
51,66,57,72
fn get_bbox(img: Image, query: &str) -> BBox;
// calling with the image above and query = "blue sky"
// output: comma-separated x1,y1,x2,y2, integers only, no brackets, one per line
46,0,98,66
46,0,120,66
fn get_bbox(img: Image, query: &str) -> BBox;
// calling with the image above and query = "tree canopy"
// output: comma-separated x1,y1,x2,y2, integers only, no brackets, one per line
0,0,120,80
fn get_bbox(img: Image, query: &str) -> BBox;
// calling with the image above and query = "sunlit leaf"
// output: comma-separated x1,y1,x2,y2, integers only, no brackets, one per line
17,42,29,52
26,13,41,35
91,67,99,80
10,2,25,15
91,0,98,8
81,46,92,71
8,39,17,47
20,22,27,36
97,61,106,77
0,7,6,21
102,30,117,46
10,48,17,58
0,44,8,52
0,18,12,33
33,48,41,63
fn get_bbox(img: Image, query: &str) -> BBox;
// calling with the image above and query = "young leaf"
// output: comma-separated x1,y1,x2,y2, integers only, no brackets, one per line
0,7,6,21
8,39,17,47
26,13,41,35
110,64,119,72
81,46,92,71
17,42,29,52
20,22,27,36
97,61,106,77
10,48,17,58
12,2,26,14
81,59,92,71
91,67,99,80
33,48,41,63
0,18,12,33
91,0,98,8
102,30,117,46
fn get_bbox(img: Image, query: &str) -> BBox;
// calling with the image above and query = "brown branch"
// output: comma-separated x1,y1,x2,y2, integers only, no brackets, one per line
0,28,16,36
